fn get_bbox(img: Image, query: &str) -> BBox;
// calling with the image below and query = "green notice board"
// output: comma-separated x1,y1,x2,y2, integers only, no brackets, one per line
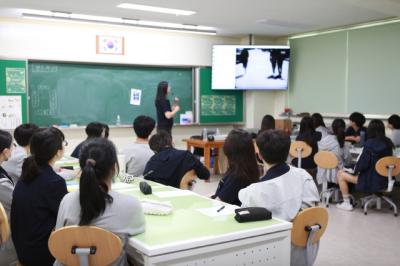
199,67,243,123
0,60,28,125
28,62,193,126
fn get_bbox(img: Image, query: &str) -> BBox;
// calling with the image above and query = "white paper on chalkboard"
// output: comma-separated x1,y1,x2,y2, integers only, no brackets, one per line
0,96,22,129
130,88,142,106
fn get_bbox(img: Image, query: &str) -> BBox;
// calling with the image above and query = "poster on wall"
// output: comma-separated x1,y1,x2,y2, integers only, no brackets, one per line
6,68,26,93
96,35,125,55
0,95,22,129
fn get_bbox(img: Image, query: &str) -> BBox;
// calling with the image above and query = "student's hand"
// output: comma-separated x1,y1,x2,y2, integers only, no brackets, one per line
172,105,180,113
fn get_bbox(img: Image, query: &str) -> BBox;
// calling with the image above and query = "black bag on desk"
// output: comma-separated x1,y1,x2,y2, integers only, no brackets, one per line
234,207,272,223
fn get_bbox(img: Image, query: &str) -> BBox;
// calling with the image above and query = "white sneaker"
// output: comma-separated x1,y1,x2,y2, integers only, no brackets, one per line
336,201,353,211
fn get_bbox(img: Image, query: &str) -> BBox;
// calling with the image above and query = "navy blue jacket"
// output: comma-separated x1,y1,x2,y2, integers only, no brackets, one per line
11,165,68,266
354,138,393,193
144,147,210,188
212,172,253,206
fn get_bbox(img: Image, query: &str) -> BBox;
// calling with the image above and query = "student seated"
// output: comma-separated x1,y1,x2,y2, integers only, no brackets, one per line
345,112,367,144
11,127,68,266
292,116,322,169
312,113,329,138
239,130,319,221
55,138,145,266
258,114,275,135
3,123,39,183
317,118,351,184
122,115,155,176
0,130,18,266
144,131,210,188
71,122,105,158
336,119,394,211
388,114,400,147
212,129,259,206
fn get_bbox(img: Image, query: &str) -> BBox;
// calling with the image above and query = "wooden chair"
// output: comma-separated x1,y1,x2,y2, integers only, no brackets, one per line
179,169,197,190
291,207,328,266
314,151,339,207
0,202,10,245
48,226,122,266
362,156,400,216
290,141,312,168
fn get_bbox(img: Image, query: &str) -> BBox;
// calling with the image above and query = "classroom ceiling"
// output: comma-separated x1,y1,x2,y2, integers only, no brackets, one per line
1,0,400,37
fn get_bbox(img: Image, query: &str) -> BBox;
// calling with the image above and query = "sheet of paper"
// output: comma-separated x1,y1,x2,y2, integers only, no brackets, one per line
130,88,142,105
0,96,22,129
154,190,195,198
196,205,237,217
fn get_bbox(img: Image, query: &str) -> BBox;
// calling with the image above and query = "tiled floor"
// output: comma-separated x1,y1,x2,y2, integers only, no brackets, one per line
193,174,400,266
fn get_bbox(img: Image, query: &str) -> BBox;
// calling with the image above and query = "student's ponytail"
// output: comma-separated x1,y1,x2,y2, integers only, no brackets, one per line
78,138,118,225
20,127,65,182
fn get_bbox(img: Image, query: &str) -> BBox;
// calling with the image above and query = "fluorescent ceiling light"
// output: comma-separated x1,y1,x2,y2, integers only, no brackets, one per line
117,3,196,16
21,9,216,35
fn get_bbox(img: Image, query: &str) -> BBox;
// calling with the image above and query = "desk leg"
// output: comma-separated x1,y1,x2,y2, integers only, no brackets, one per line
204,146,211,182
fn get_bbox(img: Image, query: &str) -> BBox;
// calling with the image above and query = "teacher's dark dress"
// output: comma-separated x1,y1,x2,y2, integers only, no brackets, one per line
156,99,173,134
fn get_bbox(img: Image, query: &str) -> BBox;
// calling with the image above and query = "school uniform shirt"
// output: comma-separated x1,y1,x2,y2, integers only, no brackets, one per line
345,126,367,142
11,165,68,266
238,164,319,221
292,131,321,169
315,126,329,139
144,147,210,188
2,145,27,183
55,190,145,266
389,129,400,147
0,166,18,266
155,99,173,131
354,138,393,193
122,142,153,176
316,134,351,184
71,141,85,159
212,172,253,206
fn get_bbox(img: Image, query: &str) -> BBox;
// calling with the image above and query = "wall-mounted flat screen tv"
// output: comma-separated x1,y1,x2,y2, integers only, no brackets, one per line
212,45,290,90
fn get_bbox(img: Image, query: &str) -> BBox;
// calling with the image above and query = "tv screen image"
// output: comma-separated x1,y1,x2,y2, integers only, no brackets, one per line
212,45,290,90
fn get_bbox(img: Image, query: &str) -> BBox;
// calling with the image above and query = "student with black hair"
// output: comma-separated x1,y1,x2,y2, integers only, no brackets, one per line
122,115,155,176
317,118,351,184
292,116,322,169
0,130,18,266
71,122,105,158
239,130,319,221
3,123,39,183
388,114,400,147
11,127,68,266
345,112,367,144
212,129,260,206
144,131,210,188
259,114,275,134
337,119,394,211
55,138,145,266
312,113,329,138
155,81,180,135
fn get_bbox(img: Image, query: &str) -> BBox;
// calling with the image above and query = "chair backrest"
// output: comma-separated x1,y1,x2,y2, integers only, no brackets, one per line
0,202,10,244
375,156,400,177
291,207,328,247
314,151,338,169
180,169,197,190
48,226,122,266
290,141,312,159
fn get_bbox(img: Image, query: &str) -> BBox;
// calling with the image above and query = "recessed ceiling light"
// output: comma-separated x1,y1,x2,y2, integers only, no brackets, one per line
117,3,196,16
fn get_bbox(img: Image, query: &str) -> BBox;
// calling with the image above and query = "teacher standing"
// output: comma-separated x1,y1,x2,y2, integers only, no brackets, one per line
155,81,180,135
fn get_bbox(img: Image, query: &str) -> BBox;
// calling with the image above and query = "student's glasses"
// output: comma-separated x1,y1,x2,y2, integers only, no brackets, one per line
63,140,68,147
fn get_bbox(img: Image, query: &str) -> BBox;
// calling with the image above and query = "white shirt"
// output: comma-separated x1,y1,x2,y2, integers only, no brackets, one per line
238,166,319,221
2,145,27,183
122,142,153,176
389,129,400,147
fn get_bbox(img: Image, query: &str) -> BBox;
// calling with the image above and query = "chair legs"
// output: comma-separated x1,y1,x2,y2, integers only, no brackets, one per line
362,195,398,216
320,188,339,207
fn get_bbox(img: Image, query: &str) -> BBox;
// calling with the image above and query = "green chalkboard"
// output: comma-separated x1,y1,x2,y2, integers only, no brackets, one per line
199,67,243,123
28,62,193,126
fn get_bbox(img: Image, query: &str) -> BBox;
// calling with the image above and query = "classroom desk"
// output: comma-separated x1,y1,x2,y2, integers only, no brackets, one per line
183,139,225,174
66,180,292,266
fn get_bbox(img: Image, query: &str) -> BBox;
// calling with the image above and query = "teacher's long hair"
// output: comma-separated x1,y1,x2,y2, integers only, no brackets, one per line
155,81,169,105
78,138,118,225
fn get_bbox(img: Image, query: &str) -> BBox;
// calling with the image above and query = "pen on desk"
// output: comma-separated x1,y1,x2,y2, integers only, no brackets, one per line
217,205,225,212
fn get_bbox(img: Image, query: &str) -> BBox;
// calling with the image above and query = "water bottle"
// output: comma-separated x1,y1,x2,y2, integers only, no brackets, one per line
202,128,207,141
116,114,121,126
